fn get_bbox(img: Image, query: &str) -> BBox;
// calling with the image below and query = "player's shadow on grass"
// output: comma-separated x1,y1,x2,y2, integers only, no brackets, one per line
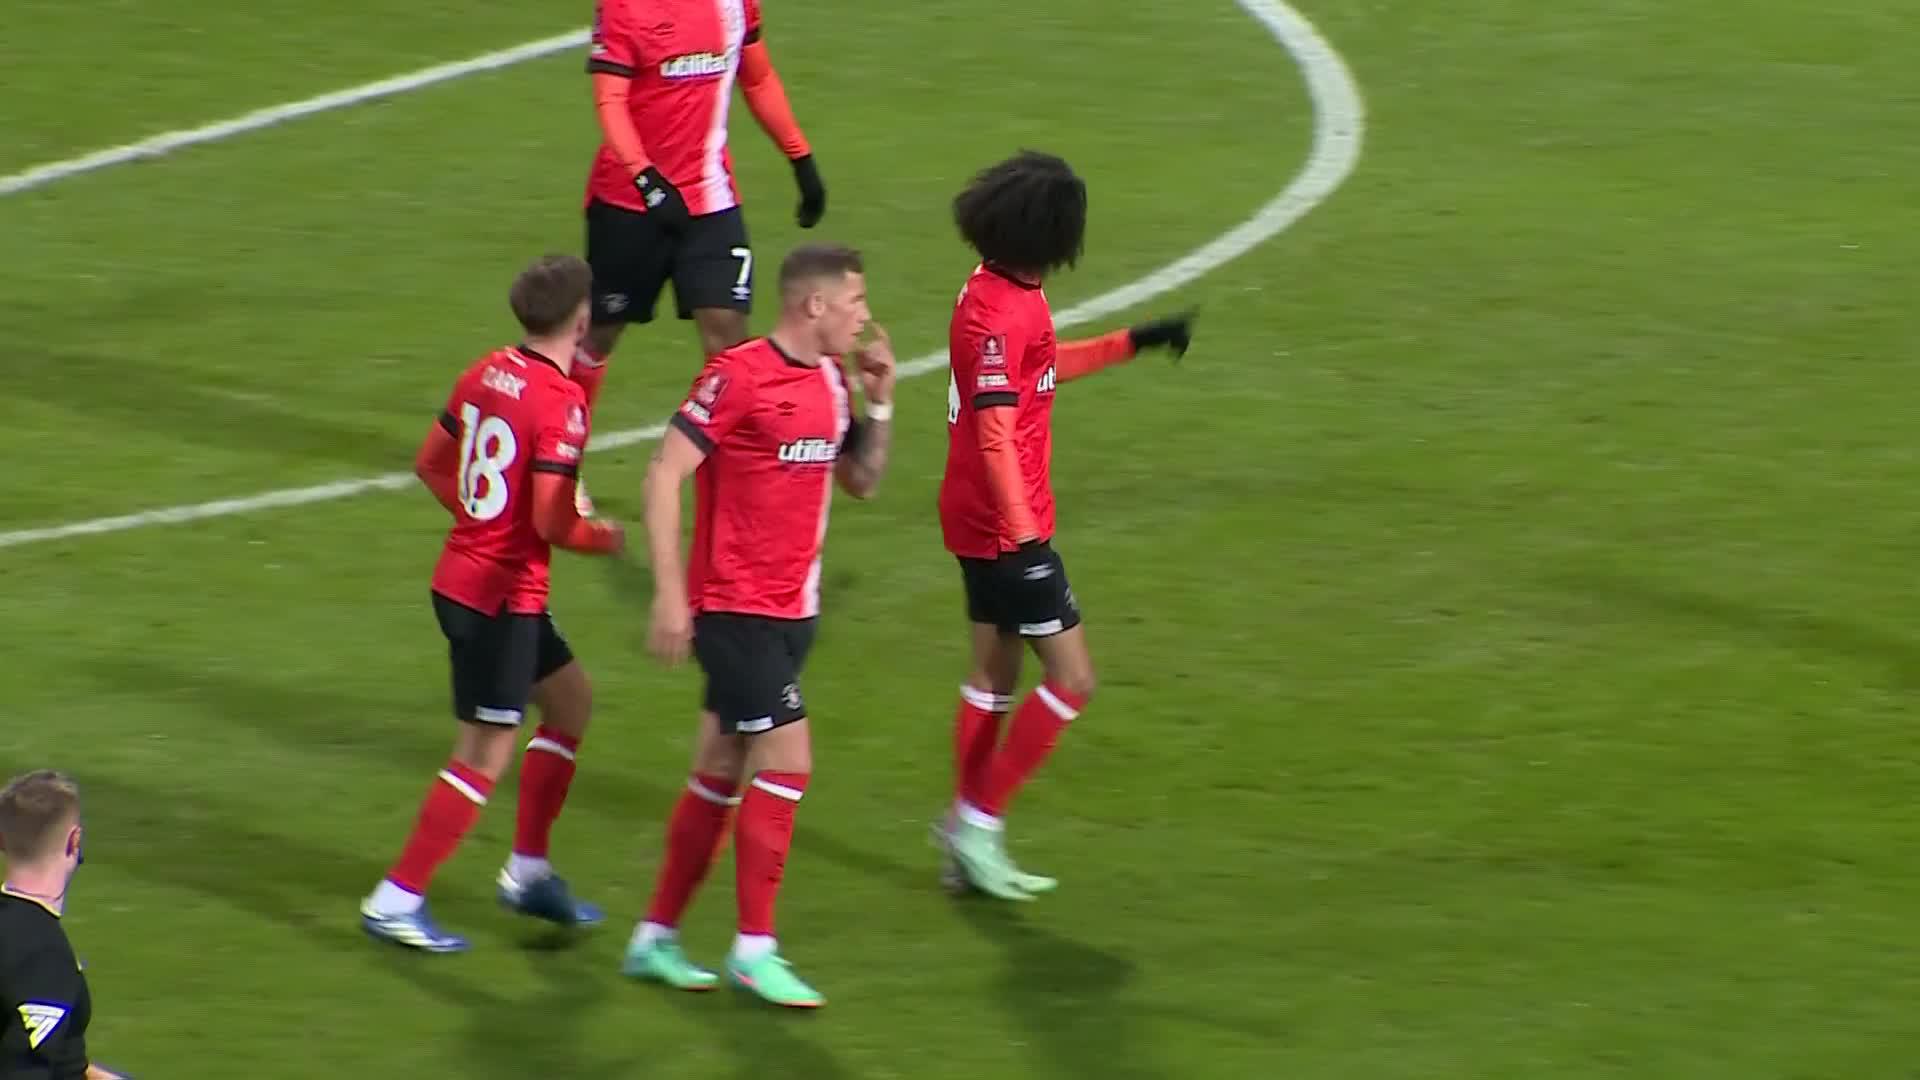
372,942,618,1079
25,348,424,470
952,899,1278,1080
69,770,404,940
79,654,450,770
1546,568,1920,688
953,900,1174,1080
655,981,855,1080
75,767,622,1077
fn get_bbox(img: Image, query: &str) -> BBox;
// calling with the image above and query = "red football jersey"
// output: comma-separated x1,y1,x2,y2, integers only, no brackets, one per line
430,347,592,615
585,0,763,216
940,264,1060,559
670,337,853,620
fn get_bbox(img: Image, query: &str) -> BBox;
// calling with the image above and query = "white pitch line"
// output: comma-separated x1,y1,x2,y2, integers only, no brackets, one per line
0,0,1363,551
0,30,591,198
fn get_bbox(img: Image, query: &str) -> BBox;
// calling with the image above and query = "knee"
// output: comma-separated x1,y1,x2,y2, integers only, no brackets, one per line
691,714,746,780
701,329,744,358
539,672,593,739
586,323,622,356
454,725,516,781
966,671,1018,699
1052,666,1096,703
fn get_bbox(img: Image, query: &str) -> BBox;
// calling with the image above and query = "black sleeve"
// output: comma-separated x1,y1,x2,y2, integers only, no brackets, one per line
670,411,717,454
6,943,89,1077
587,57,635,76
840,418,867,457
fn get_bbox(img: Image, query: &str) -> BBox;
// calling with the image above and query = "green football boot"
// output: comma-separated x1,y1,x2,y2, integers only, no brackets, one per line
726,950,825,1008
621,936,719,991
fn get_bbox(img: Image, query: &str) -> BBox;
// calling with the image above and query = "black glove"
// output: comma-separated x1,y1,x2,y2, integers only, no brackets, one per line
1128,309,1197,360
635,166,690,229
791,155,827,228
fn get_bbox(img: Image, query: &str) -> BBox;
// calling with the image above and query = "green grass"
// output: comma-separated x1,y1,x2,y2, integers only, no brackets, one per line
4,0,1920,1076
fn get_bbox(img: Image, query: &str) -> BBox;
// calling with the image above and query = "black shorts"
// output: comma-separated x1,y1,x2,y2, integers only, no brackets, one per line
958,545,1083,638
692,612,817,735
431,592,575,725
585,199,752,325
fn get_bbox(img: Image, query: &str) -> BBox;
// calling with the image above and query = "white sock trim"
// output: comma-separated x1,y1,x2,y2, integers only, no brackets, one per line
369,879,424,915
750,776,805,802
504,854,551,884
632,921,676,948
437,768,489,805
688,776,742,807
525,736,576,761
1034,684,1081,721
960,684,1012,713
956,800,1003,831
731,933,777,962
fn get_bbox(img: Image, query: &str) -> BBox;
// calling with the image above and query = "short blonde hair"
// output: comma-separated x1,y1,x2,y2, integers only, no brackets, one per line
0,770,81,861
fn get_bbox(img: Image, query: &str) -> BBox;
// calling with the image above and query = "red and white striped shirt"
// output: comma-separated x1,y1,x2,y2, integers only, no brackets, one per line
669,337,853,620
585,0,762,216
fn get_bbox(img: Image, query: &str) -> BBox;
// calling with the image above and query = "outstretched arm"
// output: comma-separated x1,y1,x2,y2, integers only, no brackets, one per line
1055,329,1135,382
1057,312,1198,382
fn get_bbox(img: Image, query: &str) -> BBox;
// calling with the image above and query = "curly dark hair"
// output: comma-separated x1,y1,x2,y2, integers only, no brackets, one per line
951,150,1088,277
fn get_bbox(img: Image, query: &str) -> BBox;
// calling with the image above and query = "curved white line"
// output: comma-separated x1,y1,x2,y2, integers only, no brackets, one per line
0,1,1364,550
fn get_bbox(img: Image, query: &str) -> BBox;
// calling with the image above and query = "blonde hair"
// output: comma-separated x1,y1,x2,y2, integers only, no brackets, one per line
0,770,81,861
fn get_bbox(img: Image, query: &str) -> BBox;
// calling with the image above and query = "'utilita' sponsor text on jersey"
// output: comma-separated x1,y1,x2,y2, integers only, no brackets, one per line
669,338,853,619
585,0,763,216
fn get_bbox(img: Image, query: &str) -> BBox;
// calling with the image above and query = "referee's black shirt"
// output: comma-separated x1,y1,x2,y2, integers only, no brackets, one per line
0,888,90,1080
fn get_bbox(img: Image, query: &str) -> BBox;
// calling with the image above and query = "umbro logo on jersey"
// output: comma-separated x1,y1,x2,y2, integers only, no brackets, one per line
660,52,731,78
18,1003,67,1050
777,438,838,464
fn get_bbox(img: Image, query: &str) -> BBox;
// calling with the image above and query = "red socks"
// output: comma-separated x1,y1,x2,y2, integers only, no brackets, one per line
513,726,580,860
735,771,808,936
953,685,1011,806
973,683,1085,818
644,774,740,927
571,346,610,410
387,761,494,893
640,769,809,939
